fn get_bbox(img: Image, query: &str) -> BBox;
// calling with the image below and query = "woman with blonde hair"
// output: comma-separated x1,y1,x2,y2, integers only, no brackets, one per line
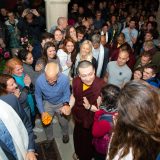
74,40,97,76
107,80,160,160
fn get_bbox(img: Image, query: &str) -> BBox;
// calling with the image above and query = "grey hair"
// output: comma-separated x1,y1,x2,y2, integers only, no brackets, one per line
91,34,101,44
57,17,67,25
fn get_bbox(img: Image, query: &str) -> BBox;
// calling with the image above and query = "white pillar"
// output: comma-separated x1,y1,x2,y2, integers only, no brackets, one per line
45,0,70,32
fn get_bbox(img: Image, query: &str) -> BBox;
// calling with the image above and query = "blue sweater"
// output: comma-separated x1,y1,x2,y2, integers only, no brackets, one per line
35,73,70,113
146,77,160,88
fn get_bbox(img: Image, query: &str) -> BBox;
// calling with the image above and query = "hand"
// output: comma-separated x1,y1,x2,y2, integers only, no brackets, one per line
41,112,52,125
66,61,72,68
35,64,43,71
90,105,99,112
14,88,21,98
103,72,108,83
24,74,31,87
83,97,90,110
69,94,75,108
41,112,49,120
97,96,102,107
106,21,111,27
83,97,99,112
113,113,118,125
0,38,6,48
31,9,40,17
60,105,71,115
25,151,37,160
22,9,30,18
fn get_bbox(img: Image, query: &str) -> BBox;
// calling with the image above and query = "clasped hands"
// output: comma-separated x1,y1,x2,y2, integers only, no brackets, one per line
59,104,71,115
83,96,102,112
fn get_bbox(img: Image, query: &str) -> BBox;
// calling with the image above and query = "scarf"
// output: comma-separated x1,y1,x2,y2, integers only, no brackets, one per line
0,100,28,160
13,74,35,115
92,44,104,77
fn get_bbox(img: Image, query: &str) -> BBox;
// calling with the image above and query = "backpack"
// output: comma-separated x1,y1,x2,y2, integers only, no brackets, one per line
92,113,113,155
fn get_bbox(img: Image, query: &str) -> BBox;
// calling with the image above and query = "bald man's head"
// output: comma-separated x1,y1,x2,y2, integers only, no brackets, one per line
117,50,129,66
45,62,59,85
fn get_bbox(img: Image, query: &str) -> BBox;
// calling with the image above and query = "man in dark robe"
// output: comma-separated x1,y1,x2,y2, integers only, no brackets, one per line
70,60,105,160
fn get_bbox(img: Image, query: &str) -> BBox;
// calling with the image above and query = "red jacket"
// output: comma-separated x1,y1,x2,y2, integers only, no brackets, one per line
92,109,116,137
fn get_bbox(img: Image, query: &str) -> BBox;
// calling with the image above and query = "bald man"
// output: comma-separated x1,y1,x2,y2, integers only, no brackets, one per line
106,50,132,87
35,62,71,143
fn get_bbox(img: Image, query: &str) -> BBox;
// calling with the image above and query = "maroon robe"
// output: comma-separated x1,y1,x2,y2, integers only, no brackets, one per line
72,76,105,160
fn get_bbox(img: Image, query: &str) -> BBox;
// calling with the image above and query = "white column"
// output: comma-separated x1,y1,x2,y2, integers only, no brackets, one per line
45,0,70,32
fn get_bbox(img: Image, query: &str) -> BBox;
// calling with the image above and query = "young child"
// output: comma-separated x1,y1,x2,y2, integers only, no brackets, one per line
92,84,120,160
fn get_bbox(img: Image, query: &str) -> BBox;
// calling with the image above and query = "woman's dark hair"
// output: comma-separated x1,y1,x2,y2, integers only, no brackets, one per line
62,38,77,63
133,67,143,80
101,84,120,109
18,49,29,61
65,25,76,40
117,32,125,40
76,25,86,35
108,80,160,160
53,28,63,36
53,28,64,50
41,32,53,42
0,74,13,96
134,66,143,72
42,41,57,65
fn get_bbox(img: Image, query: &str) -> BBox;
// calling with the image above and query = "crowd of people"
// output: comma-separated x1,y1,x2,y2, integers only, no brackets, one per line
0,0,160,160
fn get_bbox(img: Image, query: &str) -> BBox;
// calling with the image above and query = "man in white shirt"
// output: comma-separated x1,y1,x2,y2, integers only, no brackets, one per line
122,18,138,48
91,34,109,78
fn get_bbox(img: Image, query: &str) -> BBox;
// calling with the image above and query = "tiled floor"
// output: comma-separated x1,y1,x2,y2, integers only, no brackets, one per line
34,117,75,160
